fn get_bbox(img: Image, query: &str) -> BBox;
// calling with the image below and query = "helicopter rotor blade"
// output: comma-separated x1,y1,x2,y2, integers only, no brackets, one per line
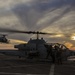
0,28,32,34
0,28,73,37
0,28,59,35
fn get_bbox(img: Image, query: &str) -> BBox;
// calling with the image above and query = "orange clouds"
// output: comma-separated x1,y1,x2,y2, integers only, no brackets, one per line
9,39,27,44
0,39,27,49
0,44,15,49
64,42,74,50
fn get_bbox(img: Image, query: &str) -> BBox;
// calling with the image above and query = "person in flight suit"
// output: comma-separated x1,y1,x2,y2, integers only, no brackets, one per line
45,44,56,63
55,45,63,64
46,45,52,59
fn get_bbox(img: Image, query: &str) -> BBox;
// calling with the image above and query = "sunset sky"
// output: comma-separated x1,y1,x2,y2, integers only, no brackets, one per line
0,39,26,49
0,0,75,50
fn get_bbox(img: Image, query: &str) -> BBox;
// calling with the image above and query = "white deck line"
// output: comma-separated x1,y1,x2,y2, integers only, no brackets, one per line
49,64,55,75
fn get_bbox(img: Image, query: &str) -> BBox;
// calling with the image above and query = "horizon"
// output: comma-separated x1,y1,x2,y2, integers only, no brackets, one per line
0,38,75,51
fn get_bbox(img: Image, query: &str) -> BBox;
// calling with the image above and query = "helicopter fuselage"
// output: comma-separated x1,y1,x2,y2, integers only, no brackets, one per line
14,38,70,59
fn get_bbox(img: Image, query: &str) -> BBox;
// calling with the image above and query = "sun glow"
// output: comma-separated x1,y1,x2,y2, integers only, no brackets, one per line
49,34,64,38
71,36,75,40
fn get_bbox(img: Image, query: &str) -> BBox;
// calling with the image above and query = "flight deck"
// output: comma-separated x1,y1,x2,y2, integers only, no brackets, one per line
0,54,75,75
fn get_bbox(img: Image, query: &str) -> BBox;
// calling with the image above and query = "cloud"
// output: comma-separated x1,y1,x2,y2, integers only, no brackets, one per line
0,0,75,49
0,39,26,49
64,42,73,50
11,0,75,31
0,0,33,8
9,39,27,44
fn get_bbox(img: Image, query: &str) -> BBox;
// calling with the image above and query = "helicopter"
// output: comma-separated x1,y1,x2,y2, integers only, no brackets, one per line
0,34,9,43
0,28,71,60
14,31,70,59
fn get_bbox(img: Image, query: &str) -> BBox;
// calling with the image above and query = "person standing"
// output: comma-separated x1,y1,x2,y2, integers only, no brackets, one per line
56,45,63,64
46,45,53,59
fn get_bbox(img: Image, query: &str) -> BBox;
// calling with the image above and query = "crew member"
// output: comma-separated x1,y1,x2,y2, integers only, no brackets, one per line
45,44,56,63
55,45,63,64
46,45,52,59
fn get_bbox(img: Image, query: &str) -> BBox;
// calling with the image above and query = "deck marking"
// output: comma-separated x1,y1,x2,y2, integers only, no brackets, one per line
49,64,55,75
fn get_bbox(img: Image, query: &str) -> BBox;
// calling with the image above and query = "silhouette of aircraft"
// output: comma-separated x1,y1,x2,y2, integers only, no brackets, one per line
0,28,71,60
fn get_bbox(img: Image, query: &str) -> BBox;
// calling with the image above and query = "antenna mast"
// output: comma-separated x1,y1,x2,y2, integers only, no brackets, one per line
37,31,39,39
